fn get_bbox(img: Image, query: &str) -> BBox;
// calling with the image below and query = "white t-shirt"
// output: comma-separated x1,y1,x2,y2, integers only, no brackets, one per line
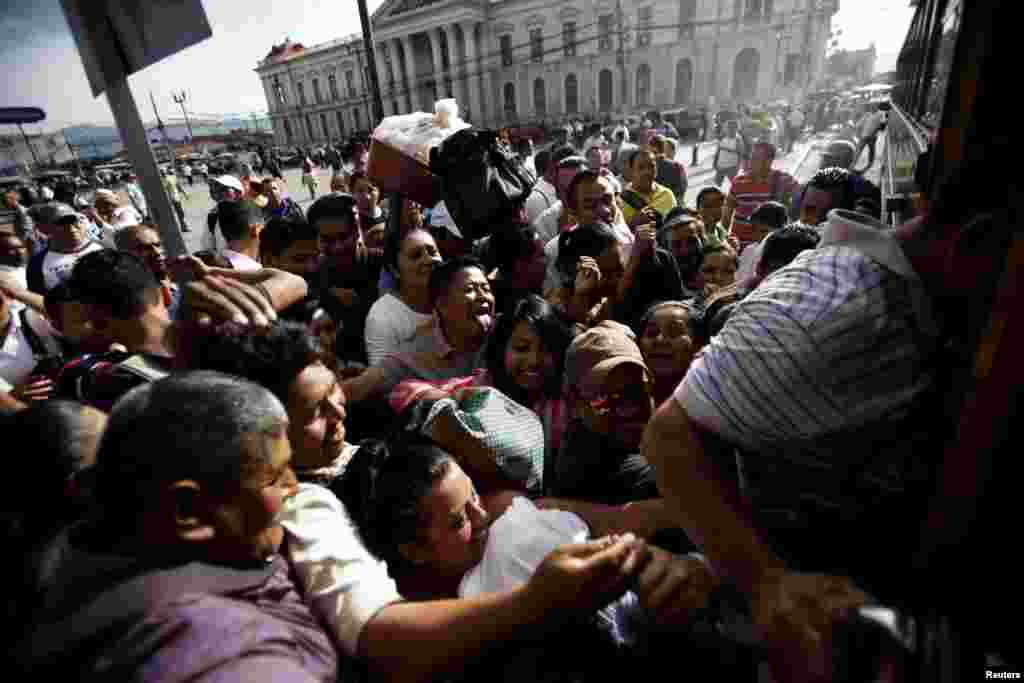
281,484,402,657
459,497,589,598
41,242,104,291
0,310,58,391
364,292,435,367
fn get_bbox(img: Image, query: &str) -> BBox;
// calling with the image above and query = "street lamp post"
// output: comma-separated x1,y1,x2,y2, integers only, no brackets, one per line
172,91,194,141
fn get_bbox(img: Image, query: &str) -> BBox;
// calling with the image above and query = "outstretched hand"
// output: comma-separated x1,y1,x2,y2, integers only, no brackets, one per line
527,534,649,618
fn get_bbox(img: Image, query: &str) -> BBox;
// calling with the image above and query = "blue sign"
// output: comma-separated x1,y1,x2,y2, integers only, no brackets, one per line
0,107,46,124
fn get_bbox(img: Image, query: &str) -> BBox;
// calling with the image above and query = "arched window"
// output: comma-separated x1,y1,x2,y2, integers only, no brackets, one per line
732,48,760,100
598,69,613,111
353,108,362,130
565,74,579,114
297,82,306,106
504,83,517,116
636,64,652,106
336,110,345,136
533,78,547,116
675,59,693,104
283,119,293,142
328,74,339,101
312,78,322,104
305,114,314,140
274,77,287,105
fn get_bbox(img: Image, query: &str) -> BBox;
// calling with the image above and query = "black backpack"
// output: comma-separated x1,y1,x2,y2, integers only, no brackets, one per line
430,128,536,241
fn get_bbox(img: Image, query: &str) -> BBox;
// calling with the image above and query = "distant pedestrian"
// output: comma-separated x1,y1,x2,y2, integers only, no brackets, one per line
182,163,194,187
301,155,318,201
161,168,189,232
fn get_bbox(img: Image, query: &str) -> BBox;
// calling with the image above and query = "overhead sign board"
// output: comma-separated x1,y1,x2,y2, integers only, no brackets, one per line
60,0,212,97
0,108,46,125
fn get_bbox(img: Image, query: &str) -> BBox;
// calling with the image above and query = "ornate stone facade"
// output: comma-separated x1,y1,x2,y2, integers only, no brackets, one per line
256,0,837,145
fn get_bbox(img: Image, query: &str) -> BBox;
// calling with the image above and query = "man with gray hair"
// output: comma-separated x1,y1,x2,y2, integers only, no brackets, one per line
16,371,343,680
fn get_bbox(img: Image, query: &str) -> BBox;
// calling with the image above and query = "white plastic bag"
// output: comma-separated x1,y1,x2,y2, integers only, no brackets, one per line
372,98,470,164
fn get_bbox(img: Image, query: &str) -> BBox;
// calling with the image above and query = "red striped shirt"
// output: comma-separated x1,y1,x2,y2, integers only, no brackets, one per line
728,169,799,243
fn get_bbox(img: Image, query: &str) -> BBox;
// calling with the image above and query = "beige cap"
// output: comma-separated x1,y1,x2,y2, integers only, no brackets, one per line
565,320,649,398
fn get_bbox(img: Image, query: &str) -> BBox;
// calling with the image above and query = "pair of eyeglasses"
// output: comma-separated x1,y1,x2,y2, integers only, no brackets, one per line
586,381,653,417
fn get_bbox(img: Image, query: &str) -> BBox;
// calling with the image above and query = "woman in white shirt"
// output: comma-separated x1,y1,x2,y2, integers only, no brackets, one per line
364,226,442,366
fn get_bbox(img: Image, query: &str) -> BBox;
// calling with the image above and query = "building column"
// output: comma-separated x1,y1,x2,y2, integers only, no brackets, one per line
428,30,444,102
399,36,415,112
377,42,395,105
461,22,483,125
442,25,458,99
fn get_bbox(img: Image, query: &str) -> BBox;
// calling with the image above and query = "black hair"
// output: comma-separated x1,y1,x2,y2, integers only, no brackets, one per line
189,321,322,404
2,401,104,551
626,147,655,168
549,145,577,167
486,222,541,275
854,197,882,220
384,223,432,273
67,249,160,320
485,294,573,404
93,371,288,518
749,201,789,231
555,222,619,290
566,168,603,209
758,224,821,275
306,193,358,233
259,216,318,260
43,282,77,327
217,199,264,242
428,255,487,306
696,186,725,208
635,300,702,340
807,167,855,209
337,437,454,566
533,148,552,178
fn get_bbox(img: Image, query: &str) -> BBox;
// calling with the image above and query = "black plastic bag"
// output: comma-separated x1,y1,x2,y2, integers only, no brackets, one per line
430,128,536,241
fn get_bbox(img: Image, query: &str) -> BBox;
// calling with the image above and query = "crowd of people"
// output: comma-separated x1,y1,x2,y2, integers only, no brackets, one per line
3,109,947,681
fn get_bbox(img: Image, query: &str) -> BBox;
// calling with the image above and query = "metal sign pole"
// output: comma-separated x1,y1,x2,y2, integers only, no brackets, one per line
17,123,41,169
106,76,188,258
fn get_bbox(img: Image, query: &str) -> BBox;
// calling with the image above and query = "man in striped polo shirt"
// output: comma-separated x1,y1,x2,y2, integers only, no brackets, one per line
722,141,799,253
642,207,939,676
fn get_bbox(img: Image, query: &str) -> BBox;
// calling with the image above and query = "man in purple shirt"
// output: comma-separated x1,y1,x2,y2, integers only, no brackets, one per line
18,372,338,681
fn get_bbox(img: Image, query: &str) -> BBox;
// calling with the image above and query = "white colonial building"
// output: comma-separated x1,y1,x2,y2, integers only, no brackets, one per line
256,0,838,145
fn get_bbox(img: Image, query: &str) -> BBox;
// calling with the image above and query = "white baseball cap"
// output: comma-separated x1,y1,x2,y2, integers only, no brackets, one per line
211,175,244,193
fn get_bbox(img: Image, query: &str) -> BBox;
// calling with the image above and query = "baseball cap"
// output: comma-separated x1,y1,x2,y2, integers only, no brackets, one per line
211,175,244,193
565,320,649,398
428,201,462,238
33,202,79,224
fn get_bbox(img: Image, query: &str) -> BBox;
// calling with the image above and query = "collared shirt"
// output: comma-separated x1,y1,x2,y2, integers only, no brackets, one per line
40,241,105,291
378,317,488,395
620,182,677,225
678,208,937,452
222,249,262,271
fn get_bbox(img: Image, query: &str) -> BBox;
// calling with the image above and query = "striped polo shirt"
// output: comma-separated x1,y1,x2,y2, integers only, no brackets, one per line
727,168,800,244
677,208,937,484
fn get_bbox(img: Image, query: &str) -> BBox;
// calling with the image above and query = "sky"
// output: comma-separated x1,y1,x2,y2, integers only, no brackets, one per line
1,0,914,133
